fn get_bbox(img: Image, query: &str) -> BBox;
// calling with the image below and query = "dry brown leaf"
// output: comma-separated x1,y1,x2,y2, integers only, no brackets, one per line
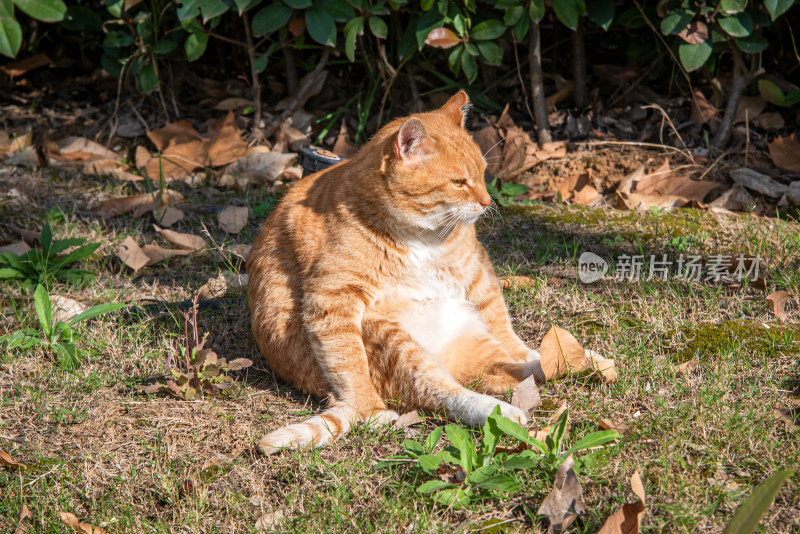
498,127,534,178
115,237,150,272
734,96,767,124
255,509,285,532
709,184,756,212
617,165,646,196
56,137,121,162
0,129,32,157
82,159,143,182
780,182,800,207
393,411,423,430
766,290,791,322
92,190,183,218
10,225,39,244
218,206,249,234
634,172,719,204
0,241,31,255
774,407,800,432
585,349,618,383
768,133,800,173
730,168,788,199
140,244,193,266
58,512,108,534
214,97,252,110
51,296,88,323
690,89,716,124
540,326,587,380
0,53,51,77
147,120,203,151
597,470,646,534
207,111,249,167
538,456,586,534
154,206,184,227
222,150,297,187
678,20,708,45
14,503,32,534
333,122,357,158
0,450,26,469
529,425,552,443
510,375,541,416
135,145,151,169
599,418,631,437
500,275,536,289
143,137,208,180
195,271,249,299
572,184,601,206
3,145,39,168
154,225,205,251
751,112,784,130
225,243,252,260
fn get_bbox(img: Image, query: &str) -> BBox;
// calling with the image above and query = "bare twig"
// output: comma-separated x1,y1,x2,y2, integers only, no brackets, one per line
642,103,692,160
528,21,551,144
263,50,331,139
711,42,764,150
571,17,587,109
242,11,263,133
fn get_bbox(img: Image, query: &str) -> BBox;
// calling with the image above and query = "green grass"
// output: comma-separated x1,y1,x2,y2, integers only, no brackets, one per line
0,168,799,532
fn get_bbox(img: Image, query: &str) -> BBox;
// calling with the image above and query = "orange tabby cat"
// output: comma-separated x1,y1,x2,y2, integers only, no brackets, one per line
248,92,579,454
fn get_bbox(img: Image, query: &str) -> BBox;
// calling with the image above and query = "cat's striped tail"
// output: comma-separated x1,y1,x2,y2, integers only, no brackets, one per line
257,406,398,455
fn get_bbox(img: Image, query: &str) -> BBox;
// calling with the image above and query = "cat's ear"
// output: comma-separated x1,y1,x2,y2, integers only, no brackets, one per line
439,90,471,127
394,117,430,164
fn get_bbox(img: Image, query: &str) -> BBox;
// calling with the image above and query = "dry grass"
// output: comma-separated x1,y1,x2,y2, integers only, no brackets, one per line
1,163,799,533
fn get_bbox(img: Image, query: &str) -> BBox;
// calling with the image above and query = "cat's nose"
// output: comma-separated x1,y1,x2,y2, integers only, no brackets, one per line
478,195,491,208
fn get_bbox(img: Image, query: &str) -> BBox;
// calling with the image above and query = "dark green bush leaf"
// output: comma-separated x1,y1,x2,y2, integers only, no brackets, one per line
471,19,505,40
513,13,530,40
252,2,292,36
306,6,336,46
283,0,311,8
552,0,585,30
14,0,66,22
137,60,158,94
476,40,502,65
448,44,462,75
343,16,363,61
152,39,178,56
321,0,355,20
529,0,545,22
200,0,231,23
368,15,387,38
0,0,14,17
678,40,712,71
462,49,477,82
176,0,202,20
185,31,209,62
720,0,747,14
504,5,523,26
62,5,102,31
764,0,794,20
587,0,614,30
0,17,22,58
660,8,693,35
718,12,753,37
735,33,768,53
758,79,800,106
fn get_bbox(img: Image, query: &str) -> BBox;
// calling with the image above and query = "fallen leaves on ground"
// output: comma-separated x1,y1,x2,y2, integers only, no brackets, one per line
510,375,541,416
0,129,32,158
710,184,756,212
539,326,617,382
218,206,249,234
51,296,88,323
0,241,31,255
766,291,791,322
154,206,184,227
617,159,719,210
768,133,800,173
597,470,646,534
0,450,26,469
58,512,108,534
255,509,285,532
219,148,297,188
92,190,184,218
196,271,248,299
599,418,631,437
538,456,586,534
14,504,31,534
774,407,800,432
154,225,206,251
115,236,193,272
730,168,787,199
139,111,249,180
392,411,422,430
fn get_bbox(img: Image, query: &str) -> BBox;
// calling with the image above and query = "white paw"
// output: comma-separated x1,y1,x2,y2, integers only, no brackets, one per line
526,349,541,362
472,396,527,427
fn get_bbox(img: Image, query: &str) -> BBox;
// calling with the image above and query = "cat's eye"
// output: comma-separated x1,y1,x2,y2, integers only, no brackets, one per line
451,178,467,187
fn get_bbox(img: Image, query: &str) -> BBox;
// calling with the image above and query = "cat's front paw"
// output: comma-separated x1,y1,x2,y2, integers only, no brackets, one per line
472,396,527,426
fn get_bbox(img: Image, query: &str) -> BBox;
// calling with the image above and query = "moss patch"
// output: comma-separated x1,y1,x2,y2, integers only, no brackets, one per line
675,320,800,363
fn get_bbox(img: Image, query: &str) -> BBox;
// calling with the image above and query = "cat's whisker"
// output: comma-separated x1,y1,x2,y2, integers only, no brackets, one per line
483,138,505,159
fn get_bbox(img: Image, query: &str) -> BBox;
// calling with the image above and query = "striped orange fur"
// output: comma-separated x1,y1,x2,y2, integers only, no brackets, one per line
248,92,547,454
